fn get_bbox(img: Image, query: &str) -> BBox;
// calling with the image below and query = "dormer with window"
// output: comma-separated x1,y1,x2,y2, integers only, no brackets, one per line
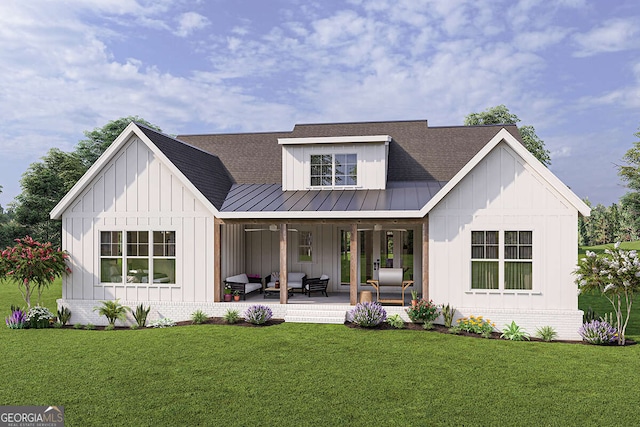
278,135,391,191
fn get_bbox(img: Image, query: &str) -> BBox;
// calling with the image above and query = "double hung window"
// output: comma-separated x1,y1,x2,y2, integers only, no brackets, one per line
471,230,532,291
100,230,176,285
310,154,357,186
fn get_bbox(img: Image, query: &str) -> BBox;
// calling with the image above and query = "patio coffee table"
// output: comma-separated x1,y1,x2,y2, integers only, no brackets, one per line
264,287,293,298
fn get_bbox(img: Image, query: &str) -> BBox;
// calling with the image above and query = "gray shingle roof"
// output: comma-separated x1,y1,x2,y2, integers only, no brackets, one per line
178,120,522,184
135,120,523,215
136,123,233,210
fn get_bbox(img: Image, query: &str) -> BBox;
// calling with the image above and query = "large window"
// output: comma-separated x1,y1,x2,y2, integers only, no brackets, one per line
310,154,357,186
471,230,532,291
504,231,532,290
100,230,176,285
471,231,499,289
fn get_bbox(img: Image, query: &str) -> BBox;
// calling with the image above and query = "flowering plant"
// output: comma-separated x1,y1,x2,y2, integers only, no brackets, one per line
5,308,27,329
0,236,71,308
578,320,617,345
26,305,55,329
243,305,273,324
575,243,640,345
405,299,438,323
347,302,387,327
456,315,496,338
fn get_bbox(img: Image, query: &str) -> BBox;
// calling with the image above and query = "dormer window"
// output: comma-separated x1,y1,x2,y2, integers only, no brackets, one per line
310,154,357,187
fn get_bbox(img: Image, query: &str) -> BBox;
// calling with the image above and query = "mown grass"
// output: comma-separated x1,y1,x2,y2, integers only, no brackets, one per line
2,256,640,426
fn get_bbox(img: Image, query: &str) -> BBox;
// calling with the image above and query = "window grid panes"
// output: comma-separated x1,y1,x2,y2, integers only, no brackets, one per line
504,231,532,290
100,231,122,283
298,231,313,262
100,230,176,285
310,154,357,186
471,231,499,289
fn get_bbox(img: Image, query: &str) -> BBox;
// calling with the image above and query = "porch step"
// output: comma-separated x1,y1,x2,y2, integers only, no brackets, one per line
285,306,347,324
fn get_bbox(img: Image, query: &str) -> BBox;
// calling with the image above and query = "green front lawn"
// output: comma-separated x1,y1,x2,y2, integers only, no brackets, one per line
1,279,640,426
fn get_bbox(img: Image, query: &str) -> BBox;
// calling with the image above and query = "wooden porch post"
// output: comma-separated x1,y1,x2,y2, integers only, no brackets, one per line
280,223,288,304
422,216,429,301
350,223,358,305
213,217,222,302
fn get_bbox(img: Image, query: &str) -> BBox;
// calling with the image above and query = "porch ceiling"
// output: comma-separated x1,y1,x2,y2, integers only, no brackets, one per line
219,180,445,216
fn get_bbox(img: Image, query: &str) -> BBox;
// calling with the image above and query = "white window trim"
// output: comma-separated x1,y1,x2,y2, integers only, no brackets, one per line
309,153,358,189
97,227,178,287
468,229,535,294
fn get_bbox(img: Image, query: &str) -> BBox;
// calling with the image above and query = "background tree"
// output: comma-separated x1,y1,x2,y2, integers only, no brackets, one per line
618,128,640,237
464,105,551,166
11,117,161,247
75,116,161,168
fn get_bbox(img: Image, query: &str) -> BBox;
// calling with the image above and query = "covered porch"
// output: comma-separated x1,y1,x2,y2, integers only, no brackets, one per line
213,218,430,305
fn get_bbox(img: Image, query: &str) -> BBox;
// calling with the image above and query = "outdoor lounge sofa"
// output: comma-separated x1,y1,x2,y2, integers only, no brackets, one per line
224,274,263,300
265,272,307,293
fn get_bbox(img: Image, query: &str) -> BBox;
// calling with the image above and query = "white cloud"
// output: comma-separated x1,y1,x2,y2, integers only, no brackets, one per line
174,12,210,38
573,18,640,57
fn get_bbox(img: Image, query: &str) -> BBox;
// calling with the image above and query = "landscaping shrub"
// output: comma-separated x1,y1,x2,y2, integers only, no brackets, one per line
578,320,617,345
223,309,241,324
5,307,27,329
535,326,558,342
26,305,55,329
132,304,151,328
191,309,208,325
405,299,438,323
57,306,71,326
148,318,176,328
386,314,405,329
456,315,495,338
500,321,530,341
93,300,129,326
441,303,456,328
347,302,387,327
243,305,273,325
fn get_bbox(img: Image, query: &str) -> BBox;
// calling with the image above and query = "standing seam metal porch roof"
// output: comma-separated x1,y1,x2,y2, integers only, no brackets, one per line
220,181,447,213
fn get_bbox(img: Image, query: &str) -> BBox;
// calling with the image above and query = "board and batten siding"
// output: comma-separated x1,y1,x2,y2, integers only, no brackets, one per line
281,143,387,191
429,142,582,338
60,136,216,303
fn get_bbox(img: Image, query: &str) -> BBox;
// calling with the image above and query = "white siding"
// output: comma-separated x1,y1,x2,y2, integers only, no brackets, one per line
282,143,387,190
429,142,582,339
60,136,216,303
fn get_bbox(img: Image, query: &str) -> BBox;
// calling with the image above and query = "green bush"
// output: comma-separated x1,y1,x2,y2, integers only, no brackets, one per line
405,299,438,323
132,304,151,328
386,314,405,329
191,309,208,325
57,306,72,326
441,303,456,328
223,309,241,324
93,300,129,326
535,326,557,342
501,321,530,341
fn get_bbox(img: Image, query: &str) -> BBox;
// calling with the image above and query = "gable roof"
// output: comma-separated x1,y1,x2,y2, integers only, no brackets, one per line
178,120,524,184
420,128,591,217
50,122,233,220
51,119,589,221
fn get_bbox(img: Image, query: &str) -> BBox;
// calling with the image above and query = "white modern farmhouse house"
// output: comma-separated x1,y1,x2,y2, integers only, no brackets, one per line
51,120,589,338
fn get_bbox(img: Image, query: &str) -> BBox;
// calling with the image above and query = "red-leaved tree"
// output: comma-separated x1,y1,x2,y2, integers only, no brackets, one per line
0,236,71,308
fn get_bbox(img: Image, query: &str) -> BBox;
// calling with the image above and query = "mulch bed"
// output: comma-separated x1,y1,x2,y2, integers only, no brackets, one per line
60,318,636,345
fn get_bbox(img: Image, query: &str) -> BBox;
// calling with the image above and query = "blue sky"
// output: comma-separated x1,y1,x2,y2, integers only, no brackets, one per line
1,0,639,208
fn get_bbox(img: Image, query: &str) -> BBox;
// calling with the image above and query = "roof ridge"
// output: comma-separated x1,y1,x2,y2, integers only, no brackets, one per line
135,122,223,159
